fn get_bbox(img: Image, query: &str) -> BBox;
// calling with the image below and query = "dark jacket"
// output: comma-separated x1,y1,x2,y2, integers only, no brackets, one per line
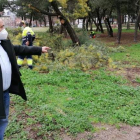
0,40,42,119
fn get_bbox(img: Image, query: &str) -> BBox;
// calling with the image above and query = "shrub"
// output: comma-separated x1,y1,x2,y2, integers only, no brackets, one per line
34,32,64,50
33,42,115,72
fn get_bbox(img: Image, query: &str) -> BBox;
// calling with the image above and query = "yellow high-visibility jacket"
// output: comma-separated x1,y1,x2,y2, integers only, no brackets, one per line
22,27,35,45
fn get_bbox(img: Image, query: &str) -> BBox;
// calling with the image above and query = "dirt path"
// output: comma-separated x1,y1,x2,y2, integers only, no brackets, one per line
96,32,140,47
61,124,140,140
108,67,140,87
92,124,140,140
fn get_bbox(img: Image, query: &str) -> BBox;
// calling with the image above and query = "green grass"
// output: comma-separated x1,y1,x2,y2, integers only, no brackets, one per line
113,29,135,33
4,29,140,139
110,43,140,67
32,27,49,33
136,77,140,83
5,67,140,139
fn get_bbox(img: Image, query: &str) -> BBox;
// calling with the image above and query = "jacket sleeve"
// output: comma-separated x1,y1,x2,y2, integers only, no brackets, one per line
13,45,42,56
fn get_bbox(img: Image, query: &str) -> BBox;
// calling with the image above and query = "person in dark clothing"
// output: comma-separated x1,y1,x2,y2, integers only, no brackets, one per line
0,19,50,140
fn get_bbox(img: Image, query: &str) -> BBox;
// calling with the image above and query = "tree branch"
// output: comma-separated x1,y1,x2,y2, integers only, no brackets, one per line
28,4,58,16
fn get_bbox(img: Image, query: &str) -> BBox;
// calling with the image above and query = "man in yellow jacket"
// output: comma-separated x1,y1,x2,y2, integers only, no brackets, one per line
17,21,35,69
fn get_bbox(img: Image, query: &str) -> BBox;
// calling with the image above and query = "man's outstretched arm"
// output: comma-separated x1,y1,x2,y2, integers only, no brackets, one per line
13,45,51,56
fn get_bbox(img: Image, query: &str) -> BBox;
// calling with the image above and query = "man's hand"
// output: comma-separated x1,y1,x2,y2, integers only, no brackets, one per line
42,46,51,53
26,41,29,46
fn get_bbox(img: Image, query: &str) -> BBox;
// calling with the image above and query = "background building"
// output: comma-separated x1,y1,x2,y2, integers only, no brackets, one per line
0,9,21,27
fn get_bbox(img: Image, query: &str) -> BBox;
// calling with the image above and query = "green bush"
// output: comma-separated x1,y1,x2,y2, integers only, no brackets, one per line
32,42,115,72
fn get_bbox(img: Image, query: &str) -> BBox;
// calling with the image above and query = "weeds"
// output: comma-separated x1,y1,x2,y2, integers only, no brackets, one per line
5,68,140,139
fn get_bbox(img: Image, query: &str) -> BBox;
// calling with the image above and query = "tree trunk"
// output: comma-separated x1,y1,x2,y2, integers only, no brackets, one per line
116,2,122,44
60,24,67,37
73,20,75,25
78,19,79,24
124,15,127,24
96,8,104,33
48,15,53,33
122,15,124,24
51,1,80,45
86,18,89,31
132,16,134,23
83,18,86,30
29,13,33,27
127,15,130,29
39,21,41,27
89,18,93,31
112,17,114,24
138,23,140,30
35,20,37,27
107,18,113,37
43,16,46,27
104,18,110,36
134,14,140,42
93,18,100,31
104,17,113,37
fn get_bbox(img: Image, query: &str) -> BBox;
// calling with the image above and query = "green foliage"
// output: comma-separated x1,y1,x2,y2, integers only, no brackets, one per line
33,42,114,72
8,28,119,72
34,32,65,50
76,30,91,45
5,30,140,139
8,29,116,72
7,28,22,44
5,67,140,139
136,77,140,83
110,43,140,67
49,0,90,19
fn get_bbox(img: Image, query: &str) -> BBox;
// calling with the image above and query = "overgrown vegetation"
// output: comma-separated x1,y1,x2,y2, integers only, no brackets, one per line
9,28,119,72
111,43,140,67
6,67,140,139
5,28,140,140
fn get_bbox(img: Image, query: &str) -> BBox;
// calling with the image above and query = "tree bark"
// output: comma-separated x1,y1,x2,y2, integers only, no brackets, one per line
29,13,33,27
104,17,113,37
96,8,104,33
39,21,41,27
138,23,140,30
104,18,110,36
36,20,37,27
43,16,46,27
73,20,75,25
107,18,113,37
93,18,100,32
51,1,80,45
86,18,90,31
83,18,86,30
127,15,130,29
28,4,57,16
112,17,114,24
122,15,124,24
116,2,122,44
89,18,93,31
60,24,67,37
48,15,53,33
134,14,140,42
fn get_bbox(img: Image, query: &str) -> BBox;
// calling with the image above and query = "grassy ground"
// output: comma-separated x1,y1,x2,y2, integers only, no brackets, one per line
111,43,140,67
32,27,49,33
5,48,140,139
5,28,140,140
6,67,140,140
